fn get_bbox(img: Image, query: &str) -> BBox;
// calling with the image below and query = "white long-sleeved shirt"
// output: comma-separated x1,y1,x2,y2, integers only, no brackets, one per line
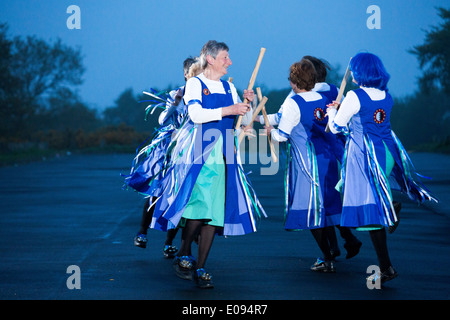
259,82,334,127
267,91,324,142
327,87,386,134
183,73,252,125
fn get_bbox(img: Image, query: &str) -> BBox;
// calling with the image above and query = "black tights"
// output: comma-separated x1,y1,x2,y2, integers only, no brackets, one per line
138,198,178,246
177,219,216,269
311,226,391,272
369,228,392,272
310,227,333,261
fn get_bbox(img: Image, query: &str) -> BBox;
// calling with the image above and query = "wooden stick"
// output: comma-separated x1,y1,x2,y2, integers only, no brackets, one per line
238,96,268,144
257,88,278,163
235,48,266,130
325,58,352,132
247,96,268,128
256,87,263,104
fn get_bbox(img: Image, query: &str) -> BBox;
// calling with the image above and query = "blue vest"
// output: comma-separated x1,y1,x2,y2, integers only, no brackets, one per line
316,83,338,104
193,77,235,161
354,88,393,140
291,93,343,161
291,93,328,138
353,88,396,172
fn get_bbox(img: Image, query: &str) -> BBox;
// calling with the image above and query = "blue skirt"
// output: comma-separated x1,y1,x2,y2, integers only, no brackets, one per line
284,139,342,231
122,124,175,197
339,131,438,229
150,121,266,236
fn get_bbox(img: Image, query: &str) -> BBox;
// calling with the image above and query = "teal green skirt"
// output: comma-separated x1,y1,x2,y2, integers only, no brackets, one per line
181,135,226,227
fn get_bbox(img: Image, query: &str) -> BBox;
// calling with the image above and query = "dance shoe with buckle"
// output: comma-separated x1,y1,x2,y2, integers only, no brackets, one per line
173,256,196,280
194,268,214,289
163,245,178,258
134,233,147,248
366,265,398,285
310,258,336,273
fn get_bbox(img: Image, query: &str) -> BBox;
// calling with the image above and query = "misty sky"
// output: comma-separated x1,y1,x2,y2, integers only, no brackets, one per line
0,0,448,110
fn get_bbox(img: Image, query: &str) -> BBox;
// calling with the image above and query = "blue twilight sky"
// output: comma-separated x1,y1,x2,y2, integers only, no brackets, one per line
0,0,448,110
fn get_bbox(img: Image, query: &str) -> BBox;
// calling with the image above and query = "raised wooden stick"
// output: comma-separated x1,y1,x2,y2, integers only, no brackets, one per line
238,96,268,144
325,58,352,132
257,88,278,163
235,48,266,130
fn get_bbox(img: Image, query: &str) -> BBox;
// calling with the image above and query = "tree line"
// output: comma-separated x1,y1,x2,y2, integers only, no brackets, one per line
0,22,161,156
1,7,449,161
391,7,450,150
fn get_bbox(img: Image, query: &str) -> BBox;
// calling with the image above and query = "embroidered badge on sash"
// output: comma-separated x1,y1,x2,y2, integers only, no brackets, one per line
203,88,210,95
373,109,386,124
314,107,325,121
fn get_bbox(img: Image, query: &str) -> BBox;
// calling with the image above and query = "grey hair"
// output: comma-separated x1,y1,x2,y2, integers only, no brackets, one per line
199,40,229,69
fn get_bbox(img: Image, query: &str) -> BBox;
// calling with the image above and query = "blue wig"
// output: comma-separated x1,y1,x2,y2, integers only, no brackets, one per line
350,52,390,91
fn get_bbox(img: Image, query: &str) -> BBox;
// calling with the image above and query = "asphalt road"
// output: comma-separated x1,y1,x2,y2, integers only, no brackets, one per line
0,152,449,302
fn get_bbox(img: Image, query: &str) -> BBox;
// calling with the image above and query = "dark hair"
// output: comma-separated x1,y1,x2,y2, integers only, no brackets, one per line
350,52,390,90
289,59,317,91
302,55,330,82
183,56,198,75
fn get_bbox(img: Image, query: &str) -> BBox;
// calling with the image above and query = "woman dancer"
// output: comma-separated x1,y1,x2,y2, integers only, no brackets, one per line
124,56,198,258
264,58,345,272
150,40,265,288
327,52,438,284
303,56,362,260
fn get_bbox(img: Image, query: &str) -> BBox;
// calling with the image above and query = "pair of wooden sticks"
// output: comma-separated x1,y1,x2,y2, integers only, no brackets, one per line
234,48,278,163
236,49,352,158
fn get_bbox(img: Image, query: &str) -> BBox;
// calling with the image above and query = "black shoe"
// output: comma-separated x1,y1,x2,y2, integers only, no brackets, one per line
134,233,147,248
380,266,398,283
163,245,178,258
310,258,336,273
173,256,195,280
381,266,398,283
388,202,402,234
344,239,362,259
194,268,214,289
367,266,398,285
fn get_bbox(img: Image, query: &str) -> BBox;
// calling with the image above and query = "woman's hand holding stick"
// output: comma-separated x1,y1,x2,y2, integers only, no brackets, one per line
237,96,268,144
325,58,351,132
257,87,278,163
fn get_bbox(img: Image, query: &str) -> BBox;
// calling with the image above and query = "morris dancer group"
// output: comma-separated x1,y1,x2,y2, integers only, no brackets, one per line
123,40,438,289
